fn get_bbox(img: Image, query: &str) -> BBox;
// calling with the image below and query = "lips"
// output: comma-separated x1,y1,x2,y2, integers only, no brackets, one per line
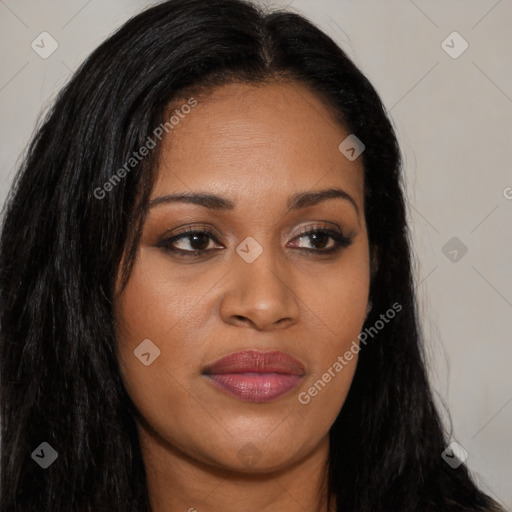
202,350,305,403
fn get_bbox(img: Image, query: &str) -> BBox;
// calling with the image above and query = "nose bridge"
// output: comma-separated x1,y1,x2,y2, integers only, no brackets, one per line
240,244,287,298
220,235,299,329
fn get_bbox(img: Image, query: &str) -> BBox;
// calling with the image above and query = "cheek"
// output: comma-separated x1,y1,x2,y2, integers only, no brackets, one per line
114,246,224,363
116,242,370,387
115,251,197,342
294,243,369,415
114,251,218,458
312,262,369,335
114,247,214,378
302,240,370,346
114,237,371,469
114,249,197,390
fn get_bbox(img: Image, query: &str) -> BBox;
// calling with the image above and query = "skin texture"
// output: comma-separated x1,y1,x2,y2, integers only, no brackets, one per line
115,81,371,512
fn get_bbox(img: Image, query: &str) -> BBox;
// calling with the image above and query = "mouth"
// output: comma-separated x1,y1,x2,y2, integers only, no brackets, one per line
202,349,305,403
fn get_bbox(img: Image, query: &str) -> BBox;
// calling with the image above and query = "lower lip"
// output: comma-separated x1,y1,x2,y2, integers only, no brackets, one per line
205,372,302,403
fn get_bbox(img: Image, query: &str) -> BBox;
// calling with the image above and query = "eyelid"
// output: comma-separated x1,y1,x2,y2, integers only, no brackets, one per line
157,221,353,257
166,223,223,241
291,221,343,238
163,221,346,242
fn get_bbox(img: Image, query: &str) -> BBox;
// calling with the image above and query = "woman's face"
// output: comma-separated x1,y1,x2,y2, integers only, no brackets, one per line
115,81,370,473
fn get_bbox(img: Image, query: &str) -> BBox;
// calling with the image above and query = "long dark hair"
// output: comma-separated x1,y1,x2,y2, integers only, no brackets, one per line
0,1,504,510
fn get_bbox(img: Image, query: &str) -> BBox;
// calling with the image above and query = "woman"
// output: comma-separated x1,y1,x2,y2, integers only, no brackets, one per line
0,0,506,510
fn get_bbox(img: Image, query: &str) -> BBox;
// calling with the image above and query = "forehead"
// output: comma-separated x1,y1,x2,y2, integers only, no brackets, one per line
154,81,364,203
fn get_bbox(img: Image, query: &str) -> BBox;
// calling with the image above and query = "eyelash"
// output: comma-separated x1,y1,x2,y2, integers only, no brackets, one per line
158,225,353,257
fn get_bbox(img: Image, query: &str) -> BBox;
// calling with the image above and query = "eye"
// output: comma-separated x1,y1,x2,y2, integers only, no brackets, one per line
157,224,353,258
157,227,223,255
288,226,353,253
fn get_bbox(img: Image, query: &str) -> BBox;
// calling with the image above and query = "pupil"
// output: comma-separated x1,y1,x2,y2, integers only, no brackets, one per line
310,232,327,249
190,233,209,250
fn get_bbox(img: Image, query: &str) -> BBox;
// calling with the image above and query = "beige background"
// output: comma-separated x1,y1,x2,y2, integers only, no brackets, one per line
1,0,511,507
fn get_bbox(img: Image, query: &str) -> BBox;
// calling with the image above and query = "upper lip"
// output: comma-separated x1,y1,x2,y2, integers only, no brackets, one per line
202,350,305,376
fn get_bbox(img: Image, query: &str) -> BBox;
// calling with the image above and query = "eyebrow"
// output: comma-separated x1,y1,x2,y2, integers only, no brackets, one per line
149,187,359,216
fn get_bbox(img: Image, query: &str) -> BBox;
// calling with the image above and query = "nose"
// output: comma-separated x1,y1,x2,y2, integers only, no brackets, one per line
219,248,299,331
